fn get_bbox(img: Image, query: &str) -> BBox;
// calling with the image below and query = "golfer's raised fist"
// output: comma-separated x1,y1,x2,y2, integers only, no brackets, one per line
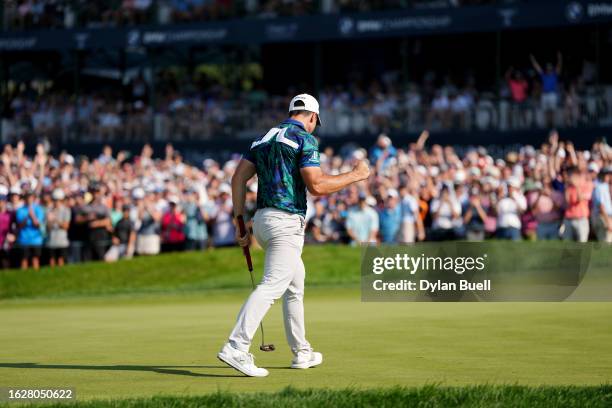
353,160,370,181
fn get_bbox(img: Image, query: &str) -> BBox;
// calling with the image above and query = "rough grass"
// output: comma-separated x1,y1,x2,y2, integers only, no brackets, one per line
10,385,612,408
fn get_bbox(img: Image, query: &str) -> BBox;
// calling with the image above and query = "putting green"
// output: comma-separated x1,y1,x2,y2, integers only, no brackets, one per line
1,288,611,400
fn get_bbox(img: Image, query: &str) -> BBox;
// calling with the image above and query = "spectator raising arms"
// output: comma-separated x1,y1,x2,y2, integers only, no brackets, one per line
183,189,209,250
161,196,186,252
463,187,488,241
16,191,45,269
530,52,562,128
430,185,461,241
46,189,71,267
496,178,527,241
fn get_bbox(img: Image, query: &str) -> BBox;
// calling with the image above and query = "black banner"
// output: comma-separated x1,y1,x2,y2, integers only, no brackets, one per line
0,1,611,51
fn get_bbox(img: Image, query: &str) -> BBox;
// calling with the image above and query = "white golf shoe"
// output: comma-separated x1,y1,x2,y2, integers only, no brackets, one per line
291,350,323,369
217,343,269,377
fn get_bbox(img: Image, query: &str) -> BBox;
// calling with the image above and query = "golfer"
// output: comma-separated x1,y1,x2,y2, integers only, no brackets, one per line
218,94,370,377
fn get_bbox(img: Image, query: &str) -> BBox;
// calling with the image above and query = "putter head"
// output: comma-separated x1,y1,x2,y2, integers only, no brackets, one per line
260,344,275,352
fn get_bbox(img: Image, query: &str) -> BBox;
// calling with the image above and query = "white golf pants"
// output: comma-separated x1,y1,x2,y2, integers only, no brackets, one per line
228,207,311,356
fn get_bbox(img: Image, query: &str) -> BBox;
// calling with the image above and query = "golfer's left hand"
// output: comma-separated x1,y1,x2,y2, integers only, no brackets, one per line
235,229,250,247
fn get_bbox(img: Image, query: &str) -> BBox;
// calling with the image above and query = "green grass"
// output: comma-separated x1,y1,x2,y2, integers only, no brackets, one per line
1,288,611,398
0,245,358,300
0,244,611,406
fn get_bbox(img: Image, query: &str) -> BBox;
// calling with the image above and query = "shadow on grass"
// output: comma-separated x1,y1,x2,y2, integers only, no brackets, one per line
0,362,247,378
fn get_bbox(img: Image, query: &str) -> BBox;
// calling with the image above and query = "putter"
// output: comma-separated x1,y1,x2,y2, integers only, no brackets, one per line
236,215,275,352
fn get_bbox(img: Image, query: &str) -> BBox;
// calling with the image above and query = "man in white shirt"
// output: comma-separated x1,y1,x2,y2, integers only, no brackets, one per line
430,185,461,240
591,167,612,243
496,177,527,240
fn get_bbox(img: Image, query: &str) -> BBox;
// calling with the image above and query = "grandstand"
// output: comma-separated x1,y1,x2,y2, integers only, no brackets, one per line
0,0,610,154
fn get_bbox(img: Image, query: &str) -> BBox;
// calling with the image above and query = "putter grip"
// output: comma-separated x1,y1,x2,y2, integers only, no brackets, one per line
236,215,253,272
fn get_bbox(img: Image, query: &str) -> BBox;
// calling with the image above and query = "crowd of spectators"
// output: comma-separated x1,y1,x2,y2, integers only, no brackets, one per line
0,142,237,269
3,58,608,145
307,131,611,246
322,55,607,135
0,128,609,270
2,0,523,30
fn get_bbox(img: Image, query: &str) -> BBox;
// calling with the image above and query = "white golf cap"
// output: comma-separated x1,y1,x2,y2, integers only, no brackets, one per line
289,94,322,126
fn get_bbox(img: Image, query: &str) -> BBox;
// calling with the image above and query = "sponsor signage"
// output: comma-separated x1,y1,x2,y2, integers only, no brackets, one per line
0,1,610,51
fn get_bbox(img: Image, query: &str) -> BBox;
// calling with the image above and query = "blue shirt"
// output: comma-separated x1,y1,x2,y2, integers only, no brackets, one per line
401,195,419,223
378,205,401,243
369,145,397,168
184,202,208,241
592,181,612,217
541,73,558,94
346,206,379,243
16,204,45,246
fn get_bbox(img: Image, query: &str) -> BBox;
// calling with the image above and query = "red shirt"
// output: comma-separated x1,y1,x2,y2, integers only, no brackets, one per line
509,79,528,102
161,211,185,243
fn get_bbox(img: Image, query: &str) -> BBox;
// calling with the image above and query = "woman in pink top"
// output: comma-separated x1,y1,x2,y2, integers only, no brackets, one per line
506,67,529,128
532,181,564,240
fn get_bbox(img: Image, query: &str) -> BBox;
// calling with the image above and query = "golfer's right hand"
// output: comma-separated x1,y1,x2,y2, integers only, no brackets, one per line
353,160,371,181
235,229,250,247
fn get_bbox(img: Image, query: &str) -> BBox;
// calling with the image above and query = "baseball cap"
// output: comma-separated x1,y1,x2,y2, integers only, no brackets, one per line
132,187,145,200
288,94,322,126
52,188,65,200
219,183,231,195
